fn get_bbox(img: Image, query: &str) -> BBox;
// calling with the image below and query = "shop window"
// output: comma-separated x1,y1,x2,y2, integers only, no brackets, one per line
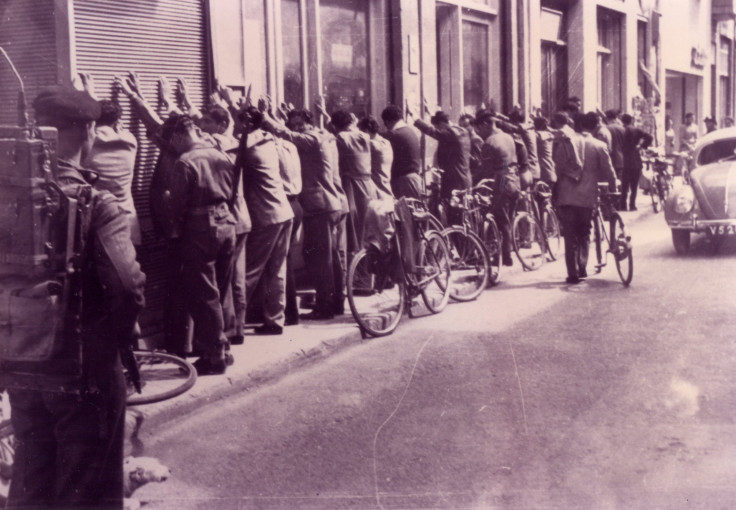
540,6,567,117
282,0,304,108
597,7,623,111
210,0,267,96
319,0,369,116
462,20,489,112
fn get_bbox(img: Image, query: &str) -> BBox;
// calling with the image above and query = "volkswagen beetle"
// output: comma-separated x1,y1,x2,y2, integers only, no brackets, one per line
665,127,736,254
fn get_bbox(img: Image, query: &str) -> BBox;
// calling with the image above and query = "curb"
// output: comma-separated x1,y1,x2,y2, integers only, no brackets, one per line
131,199,652,441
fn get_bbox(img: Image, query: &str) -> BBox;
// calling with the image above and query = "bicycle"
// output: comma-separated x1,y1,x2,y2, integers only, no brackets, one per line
0,391,12,505
442,187,490,301
470,179,503,285
125,350,198,406
642,152,675,213
592,183,634,286
512,181,561,271
346,197,452,338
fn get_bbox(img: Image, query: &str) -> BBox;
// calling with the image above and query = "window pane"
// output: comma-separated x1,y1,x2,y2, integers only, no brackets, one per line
244,0,267,97
282,0,304,108
463,20,489,111
320,0,369,116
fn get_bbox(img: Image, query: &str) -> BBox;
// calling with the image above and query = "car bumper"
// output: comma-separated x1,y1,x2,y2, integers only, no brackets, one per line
669,217,736,234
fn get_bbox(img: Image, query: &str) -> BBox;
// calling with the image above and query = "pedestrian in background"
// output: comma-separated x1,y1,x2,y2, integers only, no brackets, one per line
621,113,653,211
604,110,625,180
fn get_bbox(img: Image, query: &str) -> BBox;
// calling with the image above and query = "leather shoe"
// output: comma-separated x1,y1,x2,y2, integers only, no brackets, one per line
254,324,283,335
565,276,581,284
192,357,227,376
299,310,334,321
285,317,299,326
229,335,244,346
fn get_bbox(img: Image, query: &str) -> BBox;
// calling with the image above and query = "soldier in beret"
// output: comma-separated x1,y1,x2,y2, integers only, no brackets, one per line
6,85,146,509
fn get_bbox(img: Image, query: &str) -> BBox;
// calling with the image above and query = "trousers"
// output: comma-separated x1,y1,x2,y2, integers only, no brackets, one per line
559,205,593,279
302,211,344,316
621,167,641,210
285,197,303,324
8,369,126,510
181,221,236,359
245,220,293,328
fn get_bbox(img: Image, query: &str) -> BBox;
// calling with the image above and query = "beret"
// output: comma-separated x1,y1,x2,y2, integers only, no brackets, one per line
33,86,101,124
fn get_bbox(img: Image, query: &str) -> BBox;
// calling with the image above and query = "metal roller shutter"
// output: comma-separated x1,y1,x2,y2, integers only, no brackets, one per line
73,0,211,340
0,0,58,126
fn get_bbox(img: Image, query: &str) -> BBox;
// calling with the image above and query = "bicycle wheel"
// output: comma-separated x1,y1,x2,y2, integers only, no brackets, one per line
651,186,660,213
441,227,488,302
482,215,502,285
512,212,546,271
126,351,197,406
593,213,604,271
418,230,452,313
610,213,633,286
347,248,405,337
0,419,12,505
542,205,561,261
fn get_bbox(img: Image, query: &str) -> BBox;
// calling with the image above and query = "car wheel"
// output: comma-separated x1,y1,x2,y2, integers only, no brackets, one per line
672,230,690,255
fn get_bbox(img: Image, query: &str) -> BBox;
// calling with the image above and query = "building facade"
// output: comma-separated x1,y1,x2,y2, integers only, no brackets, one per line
1,0,735,339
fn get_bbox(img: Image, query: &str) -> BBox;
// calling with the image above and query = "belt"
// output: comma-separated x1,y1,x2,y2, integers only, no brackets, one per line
188,201,229,216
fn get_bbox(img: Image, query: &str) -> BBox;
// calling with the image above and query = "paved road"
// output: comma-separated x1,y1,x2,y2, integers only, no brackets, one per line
134,208,736,509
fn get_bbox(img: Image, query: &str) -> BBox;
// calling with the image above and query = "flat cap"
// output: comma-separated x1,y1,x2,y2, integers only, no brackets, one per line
33,86,101,124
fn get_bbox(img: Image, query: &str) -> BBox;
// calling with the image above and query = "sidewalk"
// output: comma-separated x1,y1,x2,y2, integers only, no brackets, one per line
131,201,652,438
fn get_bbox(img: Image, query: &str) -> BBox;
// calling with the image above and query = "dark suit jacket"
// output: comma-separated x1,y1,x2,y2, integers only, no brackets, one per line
622,125,653,172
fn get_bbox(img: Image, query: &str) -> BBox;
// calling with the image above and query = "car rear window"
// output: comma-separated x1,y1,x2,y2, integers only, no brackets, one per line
698,138,736,165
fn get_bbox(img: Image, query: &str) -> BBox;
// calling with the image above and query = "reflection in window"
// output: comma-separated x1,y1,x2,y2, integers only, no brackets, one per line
597,7,623,111
244,0,267,98
320,0,369,117
282,0,304,108
462,21,489,112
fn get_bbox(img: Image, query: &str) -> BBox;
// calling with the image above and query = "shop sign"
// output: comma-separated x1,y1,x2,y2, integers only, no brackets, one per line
691,47,708,68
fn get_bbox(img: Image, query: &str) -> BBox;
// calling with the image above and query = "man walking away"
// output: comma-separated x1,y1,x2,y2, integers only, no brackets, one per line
556,112,616,283
604,109,625,180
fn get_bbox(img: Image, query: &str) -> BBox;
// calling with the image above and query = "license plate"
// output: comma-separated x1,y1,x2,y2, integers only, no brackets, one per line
708,224,736,235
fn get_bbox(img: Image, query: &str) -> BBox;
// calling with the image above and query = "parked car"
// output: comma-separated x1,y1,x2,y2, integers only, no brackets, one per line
665,127,736,254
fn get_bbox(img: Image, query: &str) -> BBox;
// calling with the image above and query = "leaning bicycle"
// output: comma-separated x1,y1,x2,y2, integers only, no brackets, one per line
512,181,560,271
347,197,452,338
592,183,633,286
442,187,490,301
